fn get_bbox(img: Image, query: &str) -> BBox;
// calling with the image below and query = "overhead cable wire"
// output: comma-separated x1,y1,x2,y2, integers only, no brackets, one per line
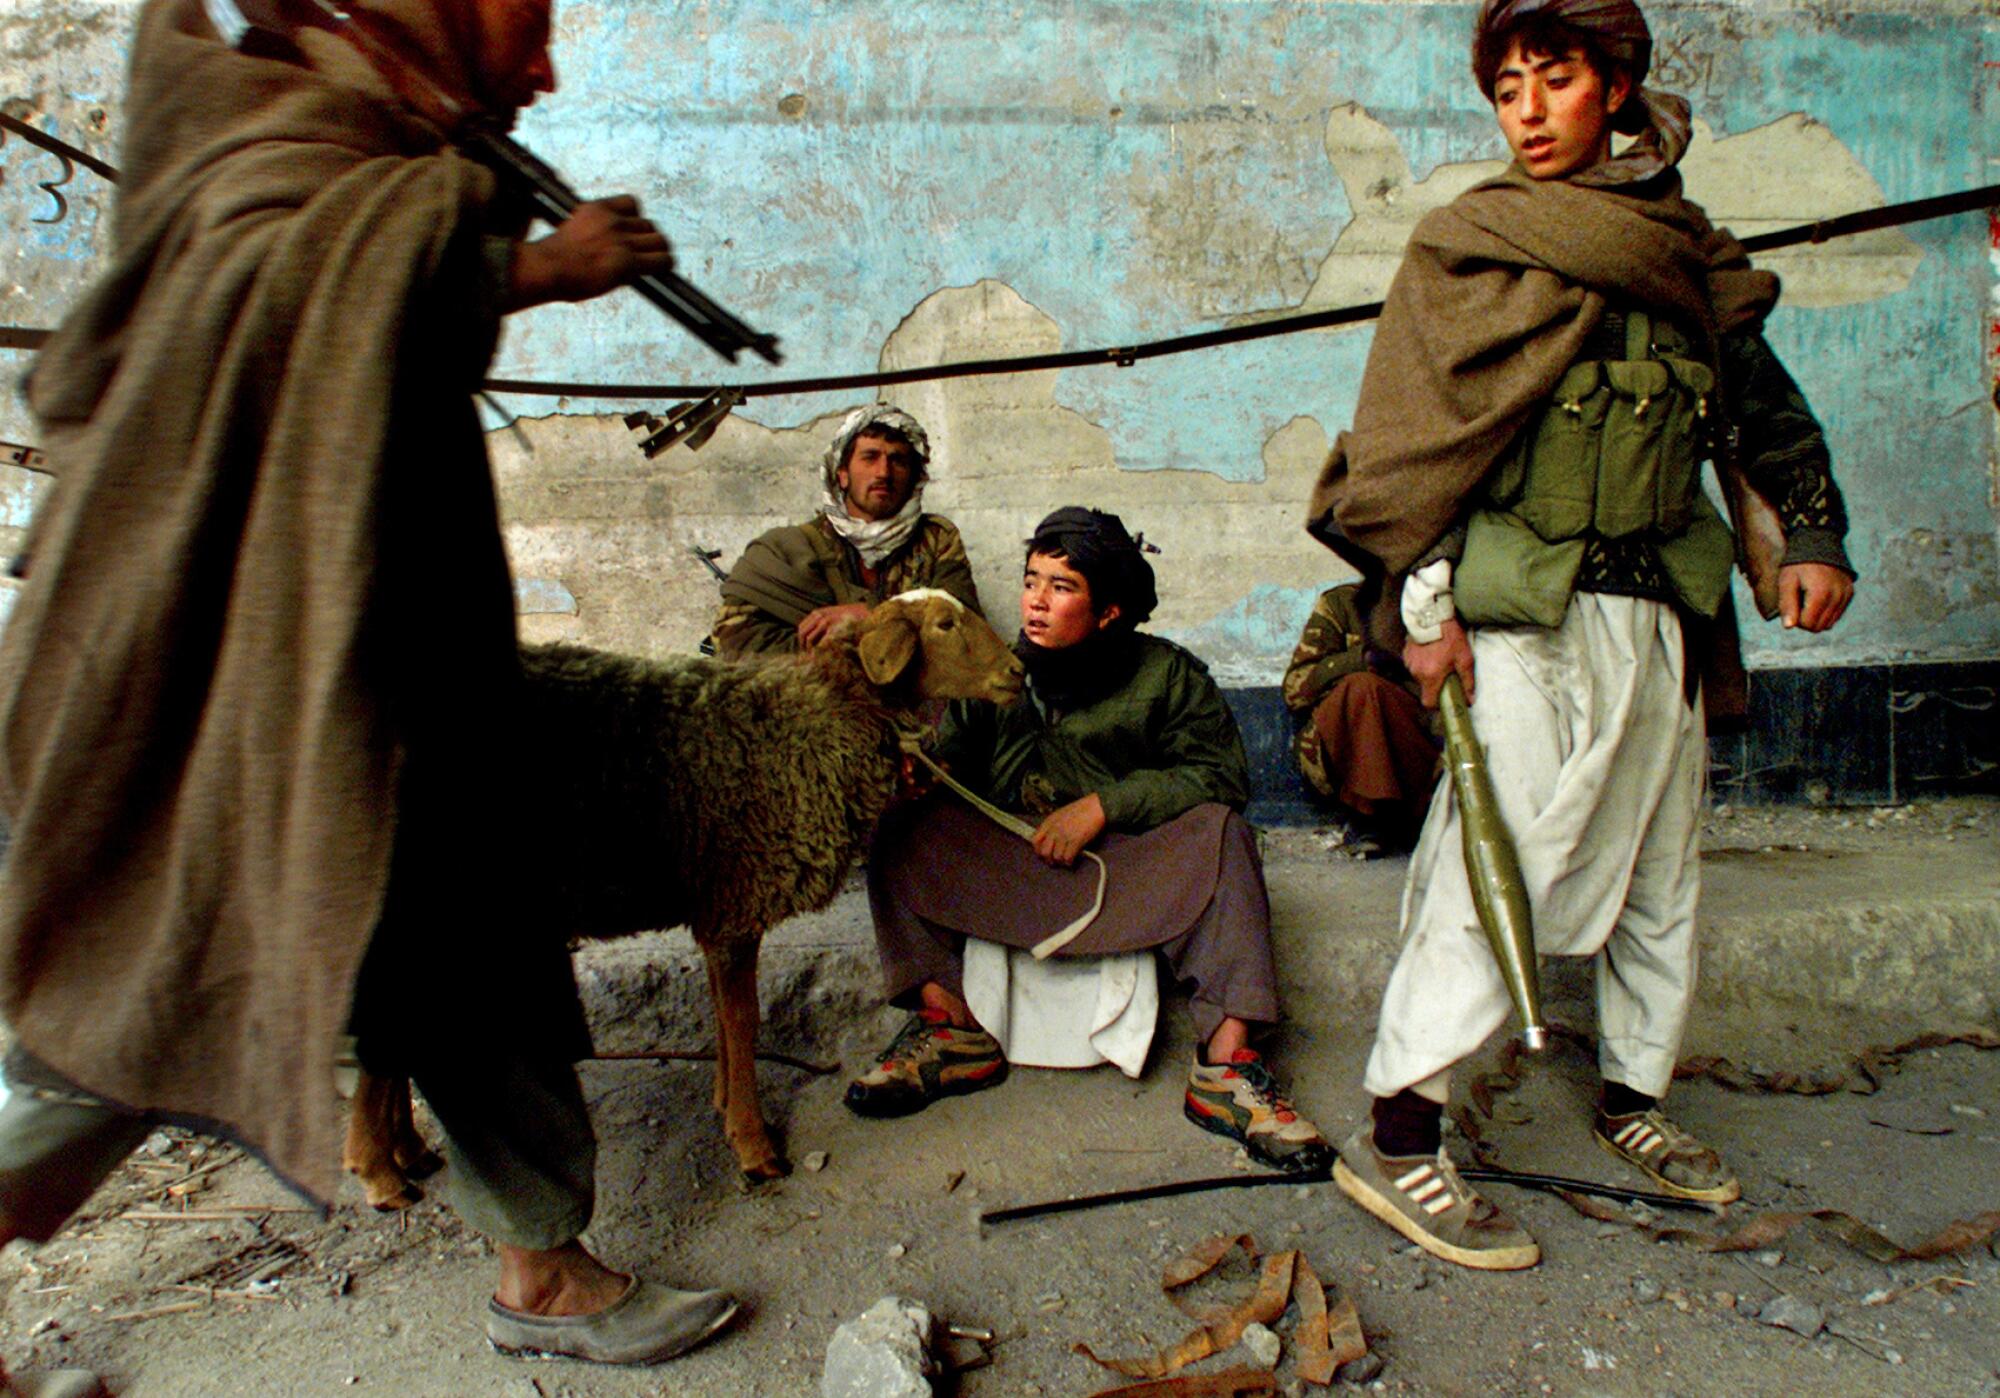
1,157,1994,397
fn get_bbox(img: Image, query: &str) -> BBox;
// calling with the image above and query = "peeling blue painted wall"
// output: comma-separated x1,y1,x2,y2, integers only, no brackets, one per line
1,0,1996,679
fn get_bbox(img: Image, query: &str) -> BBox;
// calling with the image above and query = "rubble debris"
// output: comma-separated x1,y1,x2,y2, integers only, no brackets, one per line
1554,1188,2000,1264
1755,1294,1825,1338
1087,1369,1279,1398
1335,1352,1385,1385
802,1151,830,1173
1241,1322,1282,1369
1074,1234,1363,1385
821,1295,936,1398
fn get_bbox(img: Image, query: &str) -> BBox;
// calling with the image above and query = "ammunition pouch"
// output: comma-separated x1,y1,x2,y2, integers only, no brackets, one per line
1456,310,1736,627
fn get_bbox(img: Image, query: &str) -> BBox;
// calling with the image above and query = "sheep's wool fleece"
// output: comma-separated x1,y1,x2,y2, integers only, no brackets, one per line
0,0,524,1202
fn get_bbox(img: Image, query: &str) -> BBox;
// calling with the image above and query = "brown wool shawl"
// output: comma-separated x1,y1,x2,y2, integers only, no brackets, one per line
0,0,525,1201
1306,164,1777,641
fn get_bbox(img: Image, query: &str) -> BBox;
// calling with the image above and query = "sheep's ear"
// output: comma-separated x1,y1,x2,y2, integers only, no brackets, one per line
858,615,919,684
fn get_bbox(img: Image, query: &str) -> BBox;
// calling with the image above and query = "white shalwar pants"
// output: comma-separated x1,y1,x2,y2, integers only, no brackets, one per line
1363,593,1705,1103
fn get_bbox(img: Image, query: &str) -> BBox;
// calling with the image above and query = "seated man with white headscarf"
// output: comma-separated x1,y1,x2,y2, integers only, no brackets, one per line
709,405,982,656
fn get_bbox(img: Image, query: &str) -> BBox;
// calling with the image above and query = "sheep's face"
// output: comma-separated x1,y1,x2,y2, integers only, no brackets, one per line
859,591,1024,705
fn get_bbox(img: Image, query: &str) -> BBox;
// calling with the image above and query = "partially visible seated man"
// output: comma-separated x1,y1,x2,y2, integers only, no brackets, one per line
710,404,981,656
1282,582,1441,854
845,507,1332,1173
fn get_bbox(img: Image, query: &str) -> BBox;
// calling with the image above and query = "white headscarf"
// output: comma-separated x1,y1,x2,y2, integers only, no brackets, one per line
819,404,932,569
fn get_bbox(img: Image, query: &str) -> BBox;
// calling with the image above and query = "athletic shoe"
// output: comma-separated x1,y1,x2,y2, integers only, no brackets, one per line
1332,1125,1540,1270
843,1009,1008,1118
1594,1107,1741,1204
1184,1049,1334,1174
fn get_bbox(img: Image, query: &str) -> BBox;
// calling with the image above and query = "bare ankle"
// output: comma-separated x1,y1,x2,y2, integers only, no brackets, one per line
918,982,976,1030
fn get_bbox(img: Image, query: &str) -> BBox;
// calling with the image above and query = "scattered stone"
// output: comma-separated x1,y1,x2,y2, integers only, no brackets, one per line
886,1243,907,1260
1757,1294,1825,1338
1711,1291,1735,1309
1736,1295,1762,1318
1580,1345,1617,1372
822,1296,936,1398
1949,1104,1987,1119
1337,1352,1385,1385
1595,1222,1625,1239
1242,1321,1282,1369
1753,1250,1784,1267
1294,1185,1313,1201
140,1130,175,1158
1630,1276,1662,1305
802,1151,829,1173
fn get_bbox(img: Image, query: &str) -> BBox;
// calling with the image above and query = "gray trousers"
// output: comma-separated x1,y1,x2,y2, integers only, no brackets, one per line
0,1046,595,1250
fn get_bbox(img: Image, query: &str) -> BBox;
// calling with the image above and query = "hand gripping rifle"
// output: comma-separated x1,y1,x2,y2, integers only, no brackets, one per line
214,0,781,366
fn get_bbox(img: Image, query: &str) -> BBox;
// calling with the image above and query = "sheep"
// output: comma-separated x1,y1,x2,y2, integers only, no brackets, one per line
343,589,1024,1203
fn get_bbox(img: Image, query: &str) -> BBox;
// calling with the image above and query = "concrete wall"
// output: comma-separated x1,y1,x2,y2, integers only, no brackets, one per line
2,0,1995,685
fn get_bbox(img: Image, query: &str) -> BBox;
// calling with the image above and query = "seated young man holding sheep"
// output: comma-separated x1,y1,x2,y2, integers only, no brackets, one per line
844,507,1332,1173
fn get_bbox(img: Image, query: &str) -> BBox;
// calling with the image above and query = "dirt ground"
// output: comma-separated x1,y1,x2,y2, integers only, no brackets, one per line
2,799,1996,1397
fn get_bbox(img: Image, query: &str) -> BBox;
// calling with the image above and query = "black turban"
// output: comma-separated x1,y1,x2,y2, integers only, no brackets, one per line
1473,0,1656,136
1025,506,1158,629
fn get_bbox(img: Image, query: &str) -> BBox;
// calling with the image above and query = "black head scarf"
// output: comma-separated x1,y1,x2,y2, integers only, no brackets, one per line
1016,507,1157,714
1471,0,1692,183
1024,507,1158,630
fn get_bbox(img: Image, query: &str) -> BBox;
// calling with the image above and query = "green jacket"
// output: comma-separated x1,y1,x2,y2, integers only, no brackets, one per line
936,634,1249,833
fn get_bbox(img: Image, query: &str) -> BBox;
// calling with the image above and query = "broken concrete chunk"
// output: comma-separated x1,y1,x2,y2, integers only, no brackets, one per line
1336,1351,1385,1385
1241,1320,1282,1369
1757,1294,1825,1338
821,1296,936,1398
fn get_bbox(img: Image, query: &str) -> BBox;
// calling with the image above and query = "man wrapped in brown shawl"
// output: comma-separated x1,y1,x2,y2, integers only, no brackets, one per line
1315,0,1853,1275
0,0,740,1369
1306,0,1848,671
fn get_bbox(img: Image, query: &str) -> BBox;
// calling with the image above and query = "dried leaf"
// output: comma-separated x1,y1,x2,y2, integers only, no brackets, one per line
1551,1193,2000,1264
1163,1234,1257,1291
1085,1366,1280,1398
1291,1256,1365,1386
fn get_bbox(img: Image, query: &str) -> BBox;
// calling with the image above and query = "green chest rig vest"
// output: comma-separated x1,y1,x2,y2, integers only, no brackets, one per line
1453,309,1738,629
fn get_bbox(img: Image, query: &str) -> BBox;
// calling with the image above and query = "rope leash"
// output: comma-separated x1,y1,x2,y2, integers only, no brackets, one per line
901,741,1106,959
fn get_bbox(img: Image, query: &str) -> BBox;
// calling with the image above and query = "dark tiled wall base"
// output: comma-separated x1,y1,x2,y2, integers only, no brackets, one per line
1224,658,2000,827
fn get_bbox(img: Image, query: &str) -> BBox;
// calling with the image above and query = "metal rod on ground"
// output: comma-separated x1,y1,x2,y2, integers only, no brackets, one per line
979,1161,1709,1226
1438,672,1547,1051
1460,1167,1714,1213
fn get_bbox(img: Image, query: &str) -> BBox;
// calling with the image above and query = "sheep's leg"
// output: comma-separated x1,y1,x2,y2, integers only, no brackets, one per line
387,1080,443,1182
704,953,729,1115
703,938,789,1182
344,1072,424,1211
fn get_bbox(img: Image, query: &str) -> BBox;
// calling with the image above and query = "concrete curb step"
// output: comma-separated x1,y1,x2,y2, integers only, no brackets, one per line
573,816,2000,1068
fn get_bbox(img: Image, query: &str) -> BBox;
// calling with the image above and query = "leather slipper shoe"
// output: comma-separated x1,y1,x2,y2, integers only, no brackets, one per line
486,1278,739,1365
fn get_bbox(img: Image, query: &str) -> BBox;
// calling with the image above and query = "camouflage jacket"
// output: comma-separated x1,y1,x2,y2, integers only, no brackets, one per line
710,513,983,658
1280,583,1424,797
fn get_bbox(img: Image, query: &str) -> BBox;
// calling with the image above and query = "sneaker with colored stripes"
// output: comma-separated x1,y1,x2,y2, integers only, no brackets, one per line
1594,1107,1741,1203
1184,1050,1333,1174
1333,1126,1540,1270
843,1010,1008,1118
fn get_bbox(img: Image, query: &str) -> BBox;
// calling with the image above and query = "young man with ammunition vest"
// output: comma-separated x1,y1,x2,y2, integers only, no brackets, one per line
1307,0,1854,1270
